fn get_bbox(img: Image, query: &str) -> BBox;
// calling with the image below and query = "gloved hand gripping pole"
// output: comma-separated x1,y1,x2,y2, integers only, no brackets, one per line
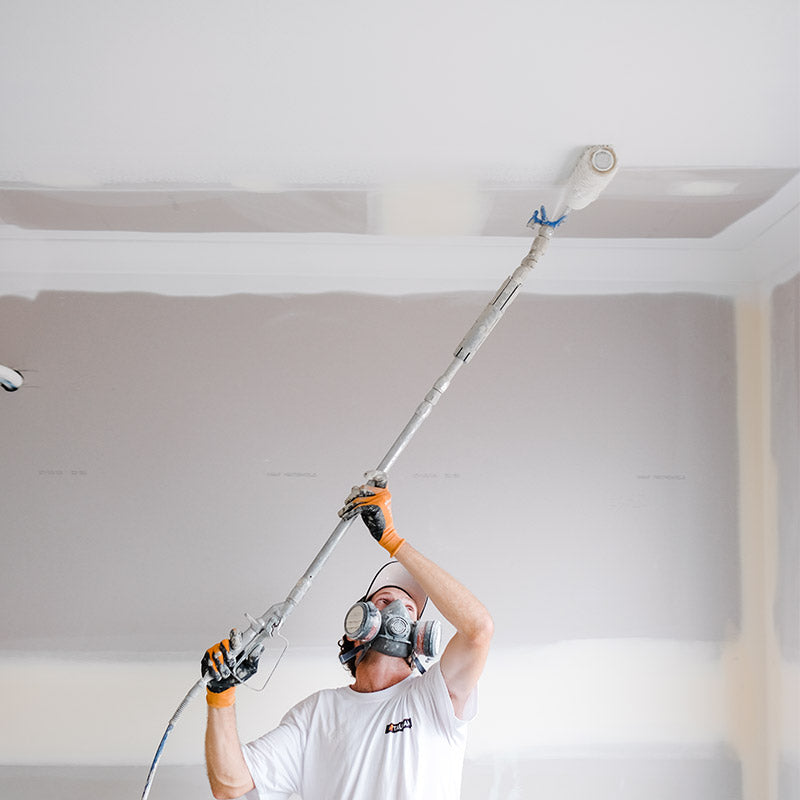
141,145,619,800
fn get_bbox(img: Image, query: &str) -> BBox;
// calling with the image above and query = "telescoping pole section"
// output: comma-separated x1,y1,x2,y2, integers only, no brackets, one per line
256,222,558,646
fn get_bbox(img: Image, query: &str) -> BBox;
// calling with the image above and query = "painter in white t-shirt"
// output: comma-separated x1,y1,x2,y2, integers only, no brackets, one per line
203,482,493,800
243,661,476,800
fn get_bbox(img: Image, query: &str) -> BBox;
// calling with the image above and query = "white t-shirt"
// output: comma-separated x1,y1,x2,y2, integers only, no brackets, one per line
241,662,476,800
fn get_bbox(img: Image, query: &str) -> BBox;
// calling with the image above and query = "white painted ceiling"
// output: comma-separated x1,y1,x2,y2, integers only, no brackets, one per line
1,0,798,256
0,1,799,791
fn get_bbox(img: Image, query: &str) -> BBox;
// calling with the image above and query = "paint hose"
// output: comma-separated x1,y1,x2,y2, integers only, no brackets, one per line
140,145,619,800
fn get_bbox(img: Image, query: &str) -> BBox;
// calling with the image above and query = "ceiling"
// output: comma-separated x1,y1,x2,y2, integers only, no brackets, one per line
1,0,798,259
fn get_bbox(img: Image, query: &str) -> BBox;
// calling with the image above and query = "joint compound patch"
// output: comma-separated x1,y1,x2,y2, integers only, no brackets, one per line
385,717,412,734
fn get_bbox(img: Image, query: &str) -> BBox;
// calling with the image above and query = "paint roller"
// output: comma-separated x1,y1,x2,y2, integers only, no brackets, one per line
140,144,620,800
561,145,619,211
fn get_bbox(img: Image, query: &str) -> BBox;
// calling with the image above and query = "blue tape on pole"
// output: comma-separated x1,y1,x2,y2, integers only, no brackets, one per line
528,206,566,228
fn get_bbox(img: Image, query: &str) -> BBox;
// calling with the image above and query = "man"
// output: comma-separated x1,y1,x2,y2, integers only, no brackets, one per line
203,479,493,799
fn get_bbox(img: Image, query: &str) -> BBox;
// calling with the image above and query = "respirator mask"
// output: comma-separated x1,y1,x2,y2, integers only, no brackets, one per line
340,598,441,670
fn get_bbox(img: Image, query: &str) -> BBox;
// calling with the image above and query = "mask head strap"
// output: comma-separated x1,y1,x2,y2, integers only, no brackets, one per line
339,642,367,665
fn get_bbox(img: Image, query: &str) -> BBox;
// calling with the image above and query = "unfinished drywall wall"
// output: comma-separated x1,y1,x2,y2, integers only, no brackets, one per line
0,290,740,651
0,288,747,799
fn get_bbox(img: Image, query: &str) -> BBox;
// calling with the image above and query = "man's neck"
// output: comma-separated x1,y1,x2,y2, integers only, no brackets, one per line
350,651,413,693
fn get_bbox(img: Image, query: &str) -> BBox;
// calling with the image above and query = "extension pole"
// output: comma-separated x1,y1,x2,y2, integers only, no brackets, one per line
263,141,623,640
379,226,556,472
141,224,569,800
141,146,619,800
245,223,558,650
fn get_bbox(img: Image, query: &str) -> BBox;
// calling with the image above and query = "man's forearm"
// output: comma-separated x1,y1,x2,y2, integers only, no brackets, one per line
205,705,255,800
395,541,493,716
394,541,493,640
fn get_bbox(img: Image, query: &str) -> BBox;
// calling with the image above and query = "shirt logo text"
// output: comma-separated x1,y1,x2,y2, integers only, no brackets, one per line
385,717,413,734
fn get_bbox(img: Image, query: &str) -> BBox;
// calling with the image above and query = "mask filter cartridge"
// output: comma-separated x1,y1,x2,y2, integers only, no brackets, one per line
343,601,382,642
414,618,441,659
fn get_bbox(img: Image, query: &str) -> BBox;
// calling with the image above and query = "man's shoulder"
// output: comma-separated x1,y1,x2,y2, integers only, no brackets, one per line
280,685,346,720
296,684,349,707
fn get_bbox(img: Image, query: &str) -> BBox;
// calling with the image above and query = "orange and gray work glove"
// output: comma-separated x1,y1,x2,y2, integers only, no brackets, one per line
339,480,406,557
201,633,261,707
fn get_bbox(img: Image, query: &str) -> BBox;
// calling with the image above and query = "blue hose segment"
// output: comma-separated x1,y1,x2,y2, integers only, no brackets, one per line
153,724,173,764
141,679,206,799
528,206,567,228
141,724,174,800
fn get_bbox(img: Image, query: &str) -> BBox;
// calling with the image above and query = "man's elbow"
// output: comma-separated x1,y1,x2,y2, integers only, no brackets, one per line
208,775,253,800
468,609,494,647
211,784,249,800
